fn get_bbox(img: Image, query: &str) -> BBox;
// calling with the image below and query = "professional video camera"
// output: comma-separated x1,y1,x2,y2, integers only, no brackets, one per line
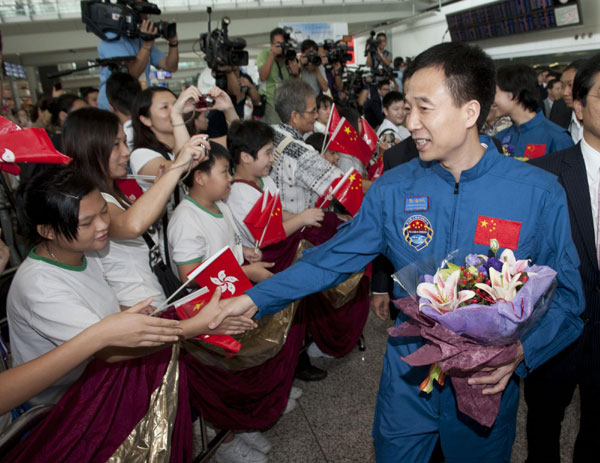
323,40,353,70
304,50,321,67
278,29,298,61
342,66,372,95
364,30,382,56
81,0,176,42
200,9,248,70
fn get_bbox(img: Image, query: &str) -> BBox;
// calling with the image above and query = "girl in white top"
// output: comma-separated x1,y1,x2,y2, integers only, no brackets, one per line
64,107,209,306
168,142,274,285
7,166,253,406
130,85,241,191
226,120,325,247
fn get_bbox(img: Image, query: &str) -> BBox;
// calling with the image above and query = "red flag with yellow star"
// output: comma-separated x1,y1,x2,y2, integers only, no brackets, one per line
473,215,522,250
367,155,384,181
333,168,364,216
325,103,341,137
524,144,546,159
243,190,287,248
328,117,372,166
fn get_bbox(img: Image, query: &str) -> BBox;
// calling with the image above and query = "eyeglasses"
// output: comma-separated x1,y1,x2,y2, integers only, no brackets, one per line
303,108,318,114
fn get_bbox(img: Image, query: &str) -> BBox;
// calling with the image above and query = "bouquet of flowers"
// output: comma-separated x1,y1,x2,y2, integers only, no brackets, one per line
389,240,557,427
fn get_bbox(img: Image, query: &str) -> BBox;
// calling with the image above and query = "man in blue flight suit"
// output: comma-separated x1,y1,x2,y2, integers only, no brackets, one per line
209,43,584,463
494,64,573,159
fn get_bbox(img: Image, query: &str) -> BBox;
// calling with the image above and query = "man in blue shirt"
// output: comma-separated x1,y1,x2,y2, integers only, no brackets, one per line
494,64,573,159
97,16,178,110
210,43,584,463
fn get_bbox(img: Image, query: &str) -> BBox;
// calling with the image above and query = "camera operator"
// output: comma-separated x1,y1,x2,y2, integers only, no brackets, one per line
299,40,329,97
257,27,299,125
97,0,179,110
320,42,344,96
224,66,263,118
365,32,392,97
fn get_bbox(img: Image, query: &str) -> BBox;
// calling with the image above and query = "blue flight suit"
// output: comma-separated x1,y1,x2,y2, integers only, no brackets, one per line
247,137,584,462
496,109,573,158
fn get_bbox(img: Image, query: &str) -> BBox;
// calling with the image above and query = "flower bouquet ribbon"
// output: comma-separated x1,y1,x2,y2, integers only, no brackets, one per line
389,247,557,427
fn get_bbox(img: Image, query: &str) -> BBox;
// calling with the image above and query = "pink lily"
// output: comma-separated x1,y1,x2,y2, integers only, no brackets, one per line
499,249,529,274
475,261,523,302
417,270,476,314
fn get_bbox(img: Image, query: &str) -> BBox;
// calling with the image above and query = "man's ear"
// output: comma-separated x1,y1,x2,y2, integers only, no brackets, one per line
573,99,584,123
194,169,206,187
37,224,56,241
464,99,481,129
383,107,389,118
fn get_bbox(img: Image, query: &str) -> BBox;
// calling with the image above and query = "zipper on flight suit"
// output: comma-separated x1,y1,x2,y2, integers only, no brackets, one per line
447,182,460,253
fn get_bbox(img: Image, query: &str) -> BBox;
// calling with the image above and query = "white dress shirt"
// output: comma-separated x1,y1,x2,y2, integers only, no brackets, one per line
580,137,600,238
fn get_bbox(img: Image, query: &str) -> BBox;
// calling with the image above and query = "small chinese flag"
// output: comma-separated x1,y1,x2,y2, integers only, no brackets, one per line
524,144,546,159
367,156,384,181
0,117,72,175
328,117,372,166
473,215,522,250
334,168,364,215
359,116,378,154
325,103,341,137
116,178,144,202
243,189,287,248
316,168,364,216
172,286,241,354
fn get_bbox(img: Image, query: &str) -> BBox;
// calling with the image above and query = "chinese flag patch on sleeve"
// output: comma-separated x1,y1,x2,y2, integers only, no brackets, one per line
473,215,522,250
524,144,546,159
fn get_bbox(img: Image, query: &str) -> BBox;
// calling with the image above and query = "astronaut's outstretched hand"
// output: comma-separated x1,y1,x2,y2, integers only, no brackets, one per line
209,294,258,331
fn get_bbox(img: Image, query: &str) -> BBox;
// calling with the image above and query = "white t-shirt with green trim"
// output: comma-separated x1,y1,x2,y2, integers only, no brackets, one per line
7,249,120,405
94,192,167,307
167,196,244,276
226,176,277,248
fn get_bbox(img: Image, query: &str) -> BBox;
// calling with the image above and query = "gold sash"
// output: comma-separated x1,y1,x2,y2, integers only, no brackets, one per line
108,345,180,463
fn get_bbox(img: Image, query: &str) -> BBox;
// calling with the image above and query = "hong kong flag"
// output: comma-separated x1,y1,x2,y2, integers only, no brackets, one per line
473,215,522,250
359,116,378,154
0,116,71,175
328,117,372,166
243,189,287,248
367,156,384,181
116,178,144,202
316,168,364,216
524,144,546,159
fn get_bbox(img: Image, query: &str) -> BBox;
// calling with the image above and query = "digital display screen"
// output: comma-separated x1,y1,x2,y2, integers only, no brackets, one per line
446,0,582,42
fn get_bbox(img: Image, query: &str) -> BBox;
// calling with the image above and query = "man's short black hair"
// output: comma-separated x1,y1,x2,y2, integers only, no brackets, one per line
383,91,404,109
572,53,600,107
404,42,496,130
536,66,550,75
106,72,142,116
338,107,360,132
393,57,404,68
80,87,98,99
376,32,387,40
377,79,391,90
496,64,539,113
547,78,561,91
564,59,586,74
270,27,286,42
227,120,274,166
301,39,318,53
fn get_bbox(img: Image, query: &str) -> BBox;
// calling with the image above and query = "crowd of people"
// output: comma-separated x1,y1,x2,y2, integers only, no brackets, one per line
0,21,598,463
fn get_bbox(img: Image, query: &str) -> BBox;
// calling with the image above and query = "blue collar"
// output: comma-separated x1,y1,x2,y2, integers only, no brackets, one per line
516,109,545,132
430,135,504,186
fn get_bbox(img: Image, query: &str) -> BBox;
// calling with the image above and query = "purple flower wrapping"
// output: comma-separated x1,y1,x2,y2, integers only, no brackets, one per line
420,265,557,345
389,298,519,428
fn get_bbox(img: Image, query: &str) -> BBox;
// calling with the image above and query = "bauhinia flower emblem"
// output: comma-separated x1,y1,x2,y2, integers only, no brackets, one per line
210,270,239,295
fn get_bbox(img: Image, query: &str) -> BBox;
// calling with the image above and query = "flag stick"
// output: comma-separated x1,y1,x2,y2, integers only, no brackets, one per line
321,103,336,154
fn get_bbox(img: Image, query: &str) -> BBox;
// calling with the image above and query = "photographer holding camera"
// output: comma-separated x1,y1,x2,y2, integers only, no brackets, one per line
96,0,179,110
257,27,299,125
365,32,392,97
299,40,329,97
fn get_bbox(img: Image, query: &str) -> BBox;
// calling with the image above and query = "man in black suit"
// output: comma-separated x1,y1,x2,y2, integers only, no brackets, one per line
526,54,600,463
550,60,586,139
363,79,390,129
